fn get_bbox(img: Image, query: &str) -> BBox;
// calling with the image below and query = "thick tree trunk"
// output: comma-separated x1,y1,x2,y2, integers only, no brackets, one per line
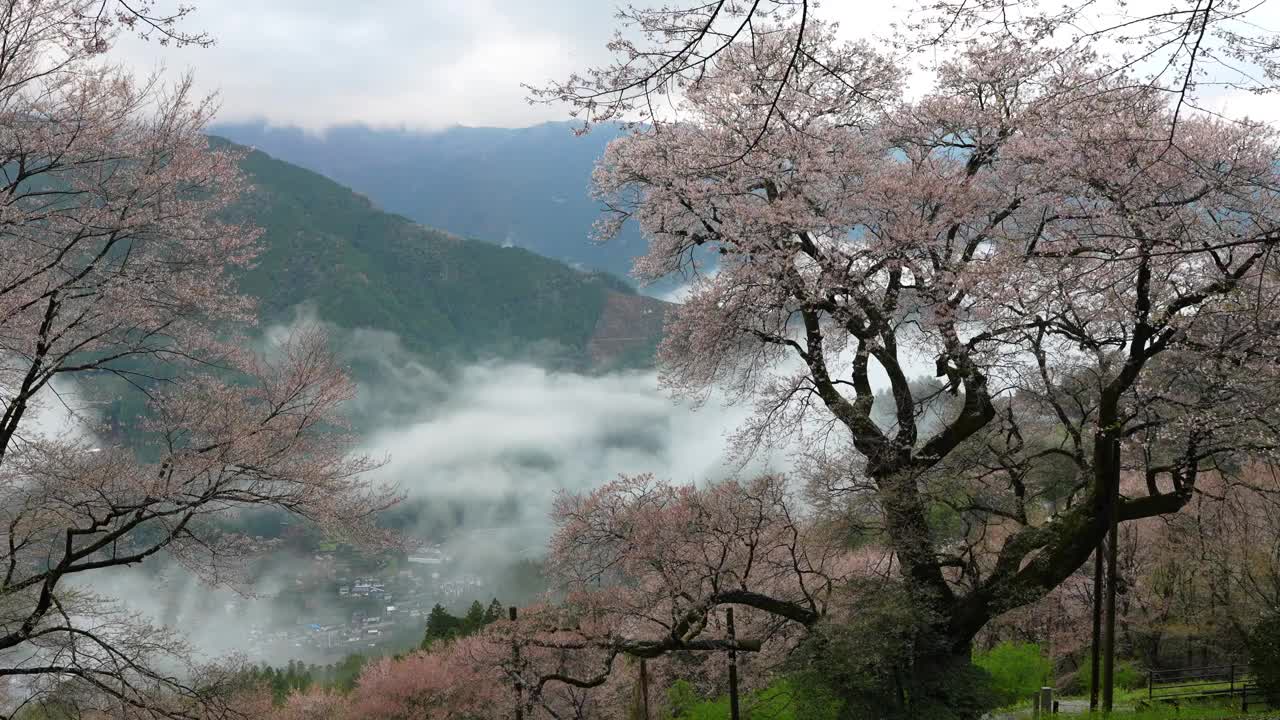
900,640,994,720
835,328,1196,719
876,465,1132,719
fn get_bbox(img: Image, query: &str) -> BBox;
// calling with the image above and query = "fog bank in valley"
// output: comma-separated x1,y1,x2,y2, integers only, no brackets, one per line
359,360,777,566
44,317,790,666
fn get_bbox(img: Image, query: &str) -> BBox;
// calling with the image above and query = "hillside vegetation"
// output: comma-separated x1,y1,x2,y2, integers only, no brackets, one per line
218,137,665,370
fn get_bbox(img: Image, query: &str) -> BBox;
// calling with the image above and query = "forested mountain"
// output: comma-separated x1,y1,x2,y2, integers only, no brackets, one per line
211,121,649,279
218,137,667,370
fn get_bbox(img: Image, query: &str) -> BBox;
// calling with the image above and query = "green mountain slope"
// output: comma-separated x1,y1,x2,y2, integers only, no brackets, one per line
212,121,646,279
218,138,665,370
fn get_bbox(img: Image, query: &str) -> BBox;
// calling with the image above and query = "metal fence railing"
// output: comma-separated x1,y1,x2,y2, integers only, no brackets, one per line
1144,663,1280,711
1148,663,1249,701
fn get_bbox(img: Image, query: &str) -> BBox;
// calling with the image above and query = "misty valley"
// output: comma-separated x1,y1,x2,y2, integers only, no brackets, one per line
88,364,765,671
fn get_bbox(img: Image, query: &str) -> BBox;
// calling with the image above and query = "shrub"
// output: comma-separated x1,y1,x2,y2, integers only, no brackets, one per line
973,641,1052,707
1053,660,1145,698
1249,612,1280,703
1115,660,1146,691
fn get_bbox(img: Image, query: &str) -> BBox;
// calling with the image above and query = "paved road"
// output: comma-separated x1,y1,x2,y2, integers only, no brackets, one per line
986,699,1097,719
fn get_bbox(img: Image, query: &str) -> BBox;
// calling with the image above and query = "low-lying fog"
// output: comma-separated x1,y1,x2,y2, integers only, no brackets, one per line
45,317,796,666
322,318,788,562
28,309,936,667
362,361,771,558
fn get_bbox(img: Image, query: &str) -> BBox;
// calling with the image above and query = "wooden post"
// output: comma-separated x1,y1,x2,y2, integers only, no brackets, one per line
727,608,741,720
1148,670,1153,700
1090,541,1104,711
510,606,523,720
1230,663,1235,692
639,658,651,720
1102,437,1120,714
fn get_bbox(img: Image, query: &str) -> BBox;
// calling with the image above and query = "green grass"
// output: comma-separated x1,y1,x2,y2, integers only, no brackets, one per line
1056,704,1271,719
976,641,1054,707
1047,690,1273,720
1058,673,1255,706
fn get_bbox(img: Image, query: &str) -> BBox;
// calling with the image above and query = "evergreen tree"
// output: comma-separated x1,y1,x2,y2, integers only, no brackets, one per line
332,654,367,692
462,600,486,634
422,604,461,648
484,597,505,625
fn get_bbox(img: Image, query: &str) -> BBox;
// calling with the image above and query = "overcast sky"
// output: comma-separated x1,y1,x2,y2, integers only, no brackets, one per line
115,0,899,131
115,0,655,130
116,1,1280,131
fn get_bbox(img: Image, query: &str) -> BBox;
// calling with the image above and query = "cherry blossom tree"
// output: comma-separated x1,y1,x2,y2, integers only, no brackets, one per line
1147,468,1280,655
266,687,348,720
532,0,1280,146
0,1,395,715
280,475,861,720
539,5,1280,715
433,474,886,718
340,647,495,720
259,630,626,720
1202,472,1280,624
549,474,846,638
983,466,1280,676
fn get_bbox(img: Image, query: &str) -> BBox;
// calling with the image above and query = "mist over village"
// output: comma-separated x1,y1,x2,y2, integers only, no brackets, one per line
4,2,1280,720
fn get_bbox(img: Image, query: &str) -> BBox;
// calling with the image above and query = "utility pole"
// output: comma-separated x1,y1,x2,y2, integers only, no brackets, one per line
727,607,741,720
1090,541,1103,711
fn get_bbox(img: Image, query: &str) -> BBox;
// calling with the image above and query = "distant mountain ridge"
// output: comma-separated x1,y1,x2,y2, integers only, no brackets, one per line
217,137,667,372
211,121,648,280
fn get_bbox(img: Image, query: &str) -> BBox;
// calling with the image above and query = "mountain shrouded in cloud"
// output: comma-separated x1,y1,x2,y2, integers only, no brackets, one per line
214,136,667,371
213,122,655,280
